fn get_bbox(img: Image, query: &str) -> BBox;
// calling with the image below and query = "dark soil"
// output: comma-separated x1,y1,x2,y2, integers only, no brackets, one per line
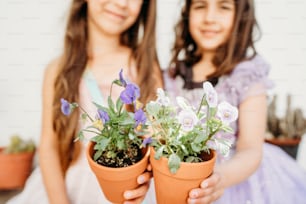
96,145,142,168
200,150,215,161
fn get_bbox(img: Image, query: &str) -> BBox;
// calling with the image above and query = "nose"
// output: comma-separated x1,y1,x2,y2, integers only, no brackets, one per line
114,0,128,8
204,5,217,23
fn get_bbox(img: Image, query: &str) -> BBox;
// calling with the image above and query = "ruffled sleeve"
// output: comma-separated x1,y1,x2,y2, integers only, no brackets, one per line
216,55,274,106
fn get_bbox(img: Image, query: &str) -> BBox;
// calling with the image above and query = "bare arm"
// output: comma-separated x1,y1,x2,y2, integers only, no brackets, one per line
188,93,267,203
39,59,70,204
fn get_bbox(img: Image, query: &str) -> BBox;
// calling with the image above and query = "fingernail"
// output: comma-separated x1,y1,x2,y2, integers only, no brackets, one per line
191,191,198,198
124,191,132,199
201,181,208,188
137,175,145,184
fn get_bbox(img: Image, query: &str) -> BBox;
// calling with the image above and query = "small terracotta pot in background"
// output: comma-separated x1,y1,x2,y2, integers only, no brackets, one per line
0,148,35,189
150,147,216,204
86,141,149,203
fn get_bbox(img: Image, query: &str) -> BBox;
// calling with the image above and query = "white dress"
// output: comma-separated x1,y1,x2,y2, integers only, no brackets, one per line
6,72,156,204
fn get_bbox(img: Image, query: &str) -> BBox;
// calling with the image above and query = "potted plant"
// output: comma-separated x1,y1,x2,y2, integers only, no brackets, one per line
266,94,306,159
145,82,238,203
0,135,36,189
61,70,150,203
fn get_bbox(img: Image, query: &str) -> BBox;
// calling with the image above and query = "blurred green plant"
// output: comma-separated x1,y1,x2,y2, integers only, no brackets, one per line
3,135,35,154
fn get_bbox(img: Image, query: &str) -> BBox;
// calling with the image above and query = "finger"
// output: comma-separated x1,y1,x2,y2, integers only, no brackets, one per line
188,189,224,204
189,187,214,199
137,171,152,184
124,183,149,200
123,197,143,204
146,163,152,171
200,172,221,189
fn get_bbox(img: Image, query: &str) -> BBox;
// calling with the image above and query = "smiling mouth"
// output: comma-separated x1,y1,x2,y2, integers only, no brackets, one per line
105,10,126,21
201,30,219,37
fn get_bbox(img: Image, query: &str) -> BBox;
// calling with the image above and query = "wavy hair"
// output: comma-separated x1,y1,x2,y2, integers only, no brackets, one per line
170,0,260,78
52,0,160,174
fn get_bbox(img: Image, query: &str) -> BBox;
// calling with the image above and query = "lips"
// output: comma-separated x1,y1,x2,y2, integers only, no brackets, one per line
201,30,219,38
105,9,126,21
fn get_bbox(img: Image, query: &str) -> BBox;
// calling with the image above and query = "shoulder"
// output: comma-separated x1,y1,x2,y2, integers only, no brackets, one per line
162,68,185,93
42,56,63,99
230,55,270,79
216,55,274,105
43,56,62,87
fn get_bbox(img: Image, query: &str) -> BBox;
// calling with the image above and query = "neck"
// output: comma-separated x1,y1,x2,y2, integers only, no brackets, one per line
87,22,123,59
200,51,215,63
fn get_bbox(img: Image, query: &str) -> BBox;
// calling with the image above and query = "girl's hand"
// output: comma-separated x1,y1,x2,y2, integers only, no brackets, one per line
123,165,153,204
187,172,224,204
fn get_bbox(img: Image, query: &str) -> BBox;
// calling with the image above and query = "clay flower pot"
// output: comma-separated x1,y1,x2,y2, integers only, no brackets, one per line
150,147,216,204
0,148,35,189
86,141,150,203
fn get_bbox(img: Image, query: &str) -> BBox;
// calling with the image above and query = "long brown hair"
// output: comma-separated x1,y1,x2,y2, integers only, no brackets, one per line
170,0,260,78
52,0,160,174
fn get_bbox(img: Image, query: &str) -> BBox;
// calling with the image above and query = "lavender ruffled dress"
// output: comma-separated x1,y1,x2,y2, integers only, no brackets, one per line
164,55,306,204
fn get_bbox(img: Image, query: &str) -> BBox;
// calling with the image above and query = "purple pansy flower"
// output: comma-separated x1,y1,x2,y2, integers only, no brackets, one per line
120,83,140,104
142,137,152,147
61,98,72,116
97,110,110,124
119,69,127,87
134,109,146,127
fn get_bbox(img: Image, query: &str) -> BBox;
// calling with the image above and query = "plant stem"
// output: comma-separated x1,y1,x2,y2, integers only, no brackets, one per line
82,129,101,135
79,106,94,122
203,122,222,144
196,94,206,115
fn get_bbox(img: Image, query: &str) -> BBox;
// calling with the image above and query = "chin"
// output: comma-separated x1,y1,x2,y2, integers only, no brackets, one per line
200,45,219,52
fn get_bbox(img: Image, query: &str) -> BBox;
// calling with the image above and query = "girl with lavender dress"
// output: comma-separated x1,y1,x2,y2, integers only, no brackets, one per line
165,0,306,203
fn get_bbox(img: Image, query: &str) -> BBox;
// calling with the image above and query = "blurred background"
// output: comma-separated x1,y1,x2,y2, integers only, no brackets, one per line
0,0,305,170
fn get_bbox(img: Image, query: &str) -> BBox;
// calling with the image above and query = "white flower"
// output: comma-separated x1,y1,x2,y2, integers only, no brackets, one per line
176,96,192,110
217,101,238,124
156,88,170,106
203,82,218,107
178,110,199,132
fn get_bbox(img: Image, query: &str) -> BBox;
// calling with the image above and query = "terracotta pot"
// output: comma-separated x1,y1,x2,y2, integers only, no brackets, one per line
150,147,216,204
0,148,35,189
86,141,149,203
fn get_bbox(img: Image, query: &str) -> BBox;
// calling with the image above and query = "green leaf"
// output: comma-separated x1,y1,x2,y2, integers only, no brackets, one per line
145,102,161,117
76,131,84,141
80,113,87,120
191,143,201,153
180,145,189,155
128,132,135,140
108,96,115,113
116,97,123,113
121,116,135,126
209,107,217,117
168,153,181,174
98,137,110,151
113,79,122,87
93,150,102,161
154,146,165,160
93,102,106,110
194,133,207,143
116,139,125,150
71,102,79,108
